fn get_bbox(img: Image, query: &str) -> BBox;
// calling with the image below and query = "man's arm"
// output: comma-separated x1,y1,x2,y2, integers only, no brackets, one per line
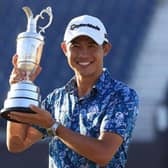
6,54,43,153
7,121,43,153
8,105,123,165
57,125,123,166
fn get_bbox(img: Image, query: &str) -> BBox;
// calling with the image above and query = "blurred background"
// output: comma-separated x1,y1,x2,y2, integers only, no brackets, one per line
0,0,168,167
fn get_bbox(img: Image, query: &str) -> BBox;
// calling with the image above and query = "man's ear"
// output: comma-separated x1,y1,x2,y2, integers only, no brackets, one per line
61,42,67,56
103,42,112,57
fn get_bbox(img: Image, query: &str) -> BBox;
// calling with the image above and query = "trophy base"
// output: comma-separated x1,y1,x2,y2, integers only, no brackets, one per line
0,80,41,123
0,107,36,123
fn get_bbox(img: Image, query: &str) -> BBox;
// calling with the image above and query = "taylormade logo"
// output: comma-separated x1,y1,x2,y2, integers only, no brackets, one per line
70,23,100,31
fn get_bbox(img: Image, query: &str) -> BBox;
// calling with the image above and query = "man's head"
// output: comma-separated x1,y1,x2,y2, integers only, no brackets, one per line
61,15,112,80
63,15,109,45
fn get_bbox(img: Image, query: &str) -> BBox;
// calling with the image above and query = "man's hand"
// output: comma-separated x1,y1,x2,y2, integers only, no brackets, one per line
8,105,55,129
9,54,42,84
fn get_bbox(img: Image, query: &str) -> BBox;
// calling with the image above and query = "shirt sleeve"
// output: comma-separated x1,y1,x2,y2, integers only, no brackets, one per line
31,124,48,138
100,88,139,140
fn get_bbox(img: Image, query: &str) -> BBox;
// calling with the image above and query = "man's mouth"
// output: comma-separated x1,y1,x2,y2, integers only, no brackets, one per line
79,62,90,66
77,62,93,66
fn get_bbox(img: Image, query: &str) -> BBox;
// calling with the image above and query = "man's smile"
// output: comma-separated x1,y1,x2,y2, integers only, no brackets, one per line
77,61,93,66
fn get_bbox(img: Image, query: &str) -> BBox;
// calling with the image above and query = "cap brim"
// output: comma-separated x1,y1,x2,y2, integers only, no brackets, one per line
66,31,104,45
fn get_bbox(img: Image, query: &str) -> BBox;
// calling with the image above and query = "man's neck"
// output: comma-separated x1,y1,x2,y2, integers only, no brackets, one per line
76,74,100,98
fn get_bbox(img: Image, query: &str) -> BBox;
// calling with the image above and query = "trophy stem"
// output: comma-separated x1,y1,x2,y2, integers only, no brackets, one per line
26,71,31,81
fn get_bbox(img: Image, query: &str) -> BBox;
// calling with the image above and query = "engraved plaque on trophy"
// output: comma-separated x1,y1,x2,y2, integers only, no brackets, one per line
0,6,53,122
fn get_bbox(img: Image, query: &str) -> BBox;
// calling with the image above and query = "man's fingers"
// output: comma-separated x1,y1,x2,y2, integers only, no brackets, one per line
10,54,42,82
29,105,43,114
12,54,18,67
29,65,42,81
8,111,38,123
9,68,27,84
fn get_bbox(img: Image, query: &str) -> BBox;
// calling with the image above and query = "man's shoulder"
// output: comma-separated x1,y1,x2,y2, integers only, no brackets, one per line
99,69,138,100
111,79,139,102
43,85,66,101
48,86,66,96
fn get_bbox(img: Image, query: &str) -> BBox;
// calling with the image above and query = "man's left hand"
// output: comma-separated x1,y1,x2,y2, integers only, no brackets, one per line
8,105,55,129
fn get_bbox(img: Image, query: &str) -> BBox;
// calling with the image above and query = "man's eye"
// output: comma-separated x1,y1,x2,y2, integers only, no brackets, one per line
88,44,97,48
71,44,79,48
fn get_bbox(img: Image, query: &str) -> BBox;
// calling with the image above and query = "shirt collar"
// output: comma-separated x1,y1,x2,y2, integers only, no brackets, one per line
94,68,113,95
65,76,77,94
65,68,113,96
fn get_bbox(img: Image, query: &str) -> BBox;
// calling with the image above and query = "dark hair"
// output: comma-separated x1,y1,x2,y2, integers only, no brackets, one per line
103,41,109,45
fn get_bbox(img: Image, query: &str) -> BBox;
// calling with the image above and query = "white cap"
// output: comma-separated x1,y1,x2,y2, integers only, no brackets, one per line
63,15,109,45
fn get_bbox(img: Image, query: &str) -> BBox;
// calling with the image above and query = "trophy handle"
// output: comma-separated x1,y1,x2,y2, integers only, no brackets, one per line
36,7,53,34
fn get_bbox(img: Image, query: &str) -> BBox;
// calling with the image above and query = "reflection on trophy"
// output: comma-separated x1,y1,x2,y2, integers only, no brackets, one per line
0,6,53,122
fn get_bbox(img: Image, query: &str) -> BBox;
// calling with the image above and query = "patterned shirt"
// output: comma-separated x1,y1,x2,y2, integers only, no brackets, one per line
39,68,139,168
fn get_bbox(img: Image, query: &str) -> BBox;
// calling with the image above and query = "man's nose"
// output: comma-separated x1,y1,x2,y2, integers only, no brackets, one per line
79,48,89,58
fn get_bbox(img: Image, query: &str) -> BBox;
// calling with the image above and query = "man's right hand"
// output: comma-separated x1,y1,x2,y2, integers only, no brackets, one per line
9,54,42,84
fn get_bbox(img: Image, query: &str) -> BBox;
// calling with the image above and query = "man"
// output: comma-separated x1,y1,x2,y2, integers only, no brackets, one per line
7,15,139,168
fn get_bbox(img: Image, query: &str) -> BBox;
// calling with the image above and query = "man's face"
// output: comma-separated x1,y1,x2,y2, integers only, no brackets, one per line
62,36,110,79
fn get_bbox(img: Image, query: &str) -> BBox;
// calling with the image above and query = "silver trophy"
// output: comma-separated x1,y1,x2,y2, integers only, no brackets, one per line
0,6,53,122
